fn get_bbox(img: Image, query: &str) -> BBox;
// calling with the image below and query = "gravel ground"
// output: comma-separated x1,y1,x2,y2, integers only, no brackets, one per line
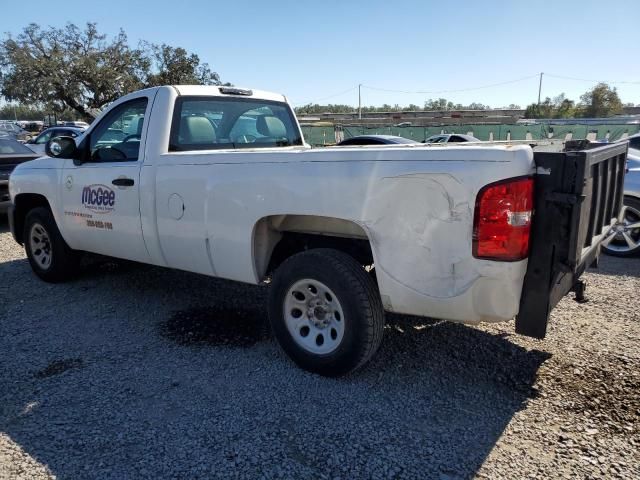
0,216,638,479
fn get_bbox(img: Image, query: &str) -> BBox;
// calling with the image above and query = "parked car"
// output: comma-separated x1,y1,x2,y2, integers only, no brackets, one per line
0,138,40,213
25,126,86,155
63,121,91,129
622,132,640,150
7,85,625,376
423,134,480,143
602,147,640,256
337,135,419,146
19,121,45,134
0,122,33,142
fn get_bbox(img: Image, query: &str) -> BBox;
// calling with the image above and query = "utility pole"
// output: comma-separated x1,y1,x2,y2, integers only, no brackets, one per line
358,84,362,120
537,72,544,104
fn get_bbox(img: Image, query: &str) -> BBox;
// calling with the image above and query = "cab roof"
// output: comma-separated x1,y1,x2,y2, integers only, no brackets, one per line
172,85,287,103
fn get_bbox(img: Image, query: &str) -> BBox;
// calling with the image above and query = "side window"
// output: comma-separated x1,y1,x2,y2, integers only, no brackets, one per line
170,97,302,151
88,98,148,162
58,129,78,138
448,136,465,143
35,131,52,144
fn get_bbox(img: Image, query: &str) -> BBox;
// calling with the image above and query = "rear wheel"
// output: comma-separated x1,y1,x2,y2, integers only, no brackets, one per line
601,196,640,257
24,207,80,282
268,248,384,377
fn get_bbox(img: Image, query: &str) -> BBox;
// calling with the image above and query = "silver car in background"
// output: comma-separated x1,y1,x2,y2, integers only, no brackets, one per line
602,148,640,256
24,126,86,155
423,133,481,143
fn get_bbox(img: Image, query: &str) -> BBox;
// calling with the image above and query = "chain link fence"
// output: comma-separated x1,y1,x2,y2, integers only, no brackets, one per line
300,123,640,146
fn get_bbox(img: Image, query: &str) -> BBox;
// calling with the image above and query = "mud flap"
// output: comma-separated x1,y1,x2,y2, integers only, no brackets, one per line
516,143,627,338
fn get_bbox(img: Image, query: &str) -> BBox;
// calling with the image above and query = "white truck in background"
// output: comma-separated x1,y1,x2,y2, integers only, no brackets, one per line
8,85,628,376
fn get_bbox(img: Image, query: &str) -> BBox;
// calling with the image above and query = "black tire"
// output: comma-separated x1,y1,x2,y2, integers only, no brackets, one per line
268,248,384,377
602,196,640,257
23,207,80,282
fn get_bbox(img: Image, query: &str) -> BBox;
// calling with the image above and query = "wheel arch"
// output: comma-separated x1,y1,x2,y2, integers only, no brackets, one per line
12,193,53,245
252,214,376,280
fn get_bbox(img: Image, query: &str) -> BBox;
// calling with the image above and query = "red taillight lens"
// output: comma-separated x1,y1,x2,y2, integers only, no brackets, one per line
473,176,534,261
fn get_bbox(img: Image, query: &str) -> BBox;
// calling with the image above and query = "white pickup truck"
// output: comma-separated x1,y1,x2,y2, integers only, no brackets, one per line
8,85,628,376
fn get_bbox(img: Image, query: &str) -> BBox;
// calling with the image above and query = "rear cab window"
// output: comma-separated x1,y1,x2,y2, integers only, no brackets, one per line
169,96,303,151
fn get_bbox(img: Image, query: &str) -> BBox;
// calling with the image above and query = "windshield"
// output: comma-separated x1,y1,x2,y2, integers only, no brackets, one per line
0,138,35,154
0,123,21,133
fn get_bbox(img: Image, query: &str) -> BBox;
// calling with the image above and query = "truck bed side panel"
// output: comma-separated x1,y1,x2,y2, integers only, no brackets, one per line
150,146,534,323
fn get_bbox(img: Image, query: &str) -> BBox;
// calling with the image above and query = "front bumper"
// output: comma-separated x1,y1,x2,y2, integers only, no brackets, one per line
6,203,19,244
0,180,10,213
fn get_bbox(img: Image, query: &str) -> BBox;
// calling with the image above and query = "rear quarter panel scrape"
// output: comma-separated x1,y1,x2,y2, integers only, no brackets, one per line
363,173,475,298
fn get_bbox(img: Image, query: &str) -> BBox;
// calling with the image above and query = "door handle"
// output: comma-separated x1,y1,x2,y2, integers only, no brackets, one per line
112,178,134,187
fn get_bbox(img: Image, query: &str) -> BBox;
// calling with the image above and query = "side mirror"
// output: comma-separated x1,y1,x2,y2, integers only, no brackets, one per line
45,136,77,159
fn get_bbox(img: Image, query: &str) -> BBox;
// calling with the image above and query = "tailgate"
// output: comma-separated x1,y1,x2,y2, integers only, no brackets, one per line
516,142,628,338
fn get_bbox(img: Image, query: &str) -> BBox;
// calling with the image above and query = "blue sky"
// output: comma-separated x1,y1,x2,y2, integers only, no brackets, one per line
1,0,639,108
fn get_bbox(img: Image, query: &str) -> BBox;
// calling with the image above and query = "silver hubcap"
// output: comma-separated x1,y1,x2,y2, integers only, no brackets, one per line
283,279,345,355
602,205,640,253
29,223,52,269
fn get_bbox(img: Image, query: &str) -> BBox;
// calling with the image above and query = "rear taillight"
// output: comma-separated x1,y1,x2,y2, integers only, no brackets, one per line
473,176,534,261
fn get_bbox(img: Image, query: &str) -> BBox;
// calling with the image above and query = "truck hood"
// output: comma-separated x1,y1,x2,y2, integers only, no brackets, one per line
11,156,63,172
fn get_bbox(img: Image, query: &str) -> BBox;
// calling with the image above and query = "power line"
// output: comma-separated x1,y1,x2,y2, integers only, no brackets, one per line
293,86,358,106
361,74,540,94
294,73,640,107
545,73,640,85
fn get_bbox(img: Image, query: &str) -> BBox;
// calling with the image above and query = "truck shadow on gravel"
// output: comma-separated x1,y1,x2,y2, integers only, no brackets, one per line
161,306,270,347
1,255,552,480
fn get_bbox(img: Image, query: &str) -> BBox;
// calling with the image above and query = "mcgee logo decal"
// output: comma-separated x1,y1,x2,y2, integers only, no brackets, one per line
81,184,115,213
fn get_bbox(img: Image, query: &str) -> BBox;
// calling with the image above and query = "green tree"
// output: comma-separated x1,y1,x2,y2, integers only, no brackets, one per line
579,83,623,117
143,43,222,86
523,104,541,118
524,93,574,119
0,23,226,121
555,99,576,118
467,102,489,110
0,103,46,120
524,98,554,119
295,99,500,115
424,98,452,110
0,23,148,120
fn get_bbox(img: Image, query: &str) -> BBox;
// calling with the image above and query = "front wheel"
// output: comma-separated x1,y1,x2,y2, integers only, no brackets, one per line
601,197,640,257
268,248,384,377
24,207,80,282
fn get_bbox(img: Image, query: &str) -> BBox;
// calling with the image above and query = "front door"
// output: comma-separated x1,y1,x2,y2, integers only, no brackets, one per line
61,97,150,261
